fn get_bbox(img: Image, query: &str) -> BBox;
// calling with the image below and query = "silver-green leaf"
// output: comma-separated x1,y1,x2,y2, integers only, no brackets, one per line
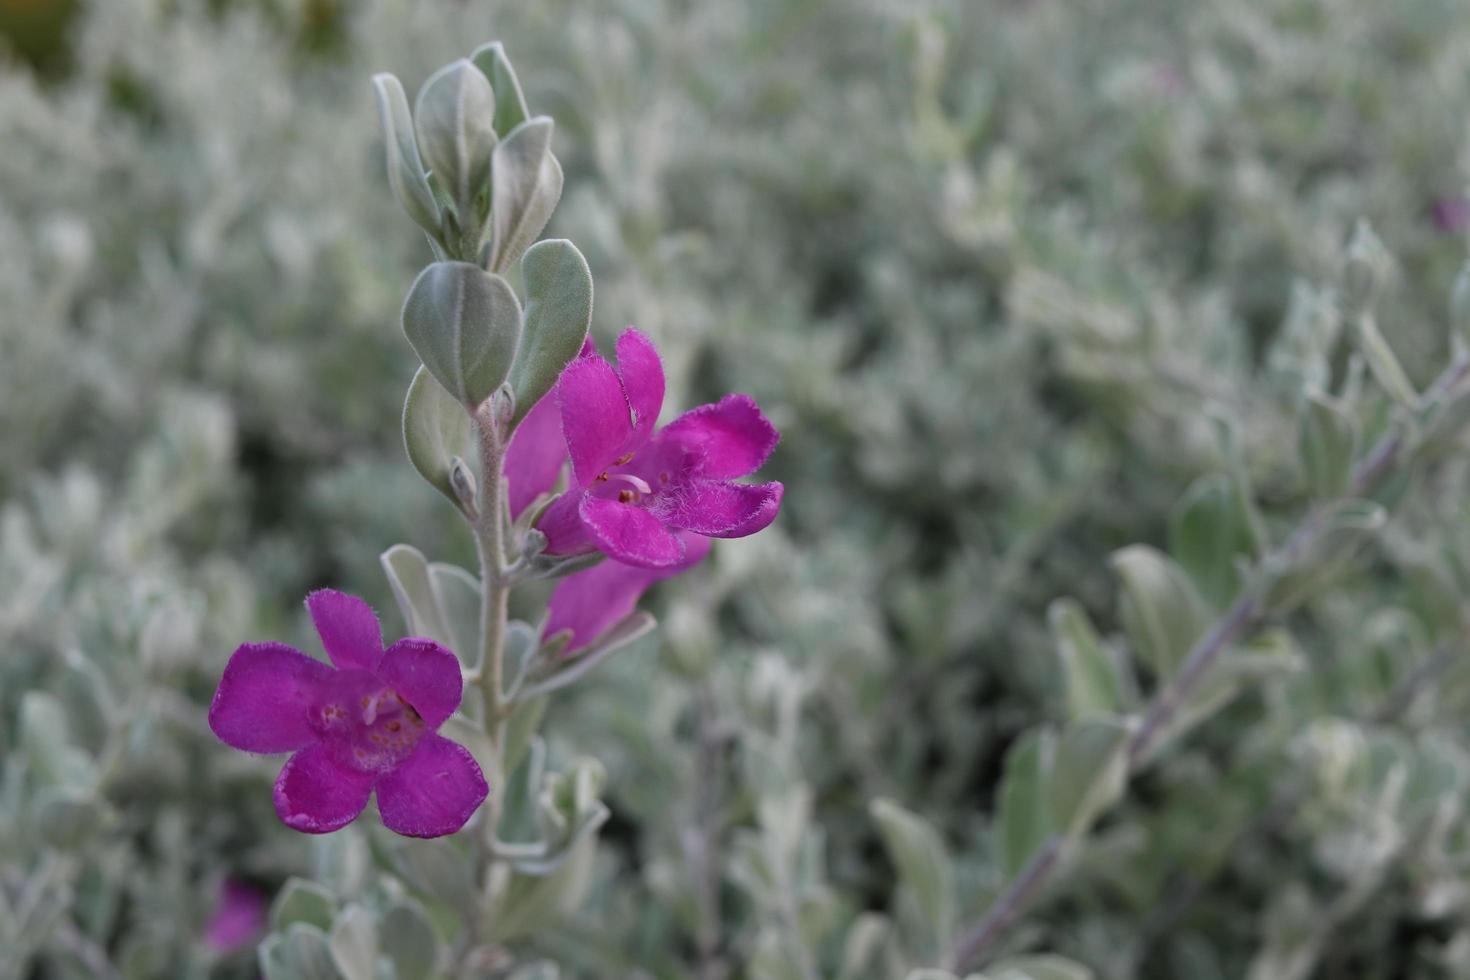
403,366,473,510
1049,598,1128,720
510,239,592,428
372,73,440,238
1047,715,1132,838
1111,545,1209,679
996,728,1055,881
414,60,497,220
488,117,563,272
401,261,521,409
471,41,531,137
870,797,954,953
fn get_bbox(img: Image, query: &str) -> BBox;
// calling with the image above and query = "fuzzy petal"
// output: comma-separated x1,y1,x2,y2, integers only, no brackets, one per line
660,393,780,479
579,495,686,568
209,642,333,754
376,637,463,729
657,480,784,538
376,734,489,838
536,491,595,555
546,534,711,652
306,590,383,671
272,742,375,834
615,329,665,444
505,391,567,518
558,353,634,487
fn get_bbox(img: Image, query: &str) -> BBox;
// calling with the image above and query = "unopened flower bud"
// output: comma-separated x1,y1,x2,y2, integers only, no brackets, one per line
449,455,477,513
1342,220,1382,315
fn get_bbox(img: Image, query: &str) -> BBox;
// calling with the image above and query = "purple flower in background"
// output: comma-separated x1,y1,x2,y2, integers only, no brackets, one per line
203,879,266,953
1432,197,1470,235
545,532,712,654
209,590,487,838
535,328,783,568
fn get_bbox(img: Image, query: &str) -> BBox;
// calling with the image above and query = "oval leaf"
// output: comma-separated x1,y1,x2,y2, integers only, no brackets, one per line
489,117,563,272
510,239,592,427
403,366,474,509
402,260,521,409
870,798,954,954
1110,545,1208,679
414,60,497,218
997,728,1055,881
1047,716,1132,839
1049,598,1128,720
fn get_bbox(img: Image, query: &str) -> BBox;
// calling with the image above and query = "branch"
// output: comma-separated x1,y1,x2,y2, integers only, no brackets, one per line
949,353,1470,971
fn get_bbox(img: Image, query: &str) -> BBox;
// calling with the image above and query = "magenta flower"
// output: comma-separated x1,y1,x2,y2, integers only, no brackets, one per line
209,590,487,838
1432,196,1470,235
534,328,783,568
203,878,267,953
545,532,712,653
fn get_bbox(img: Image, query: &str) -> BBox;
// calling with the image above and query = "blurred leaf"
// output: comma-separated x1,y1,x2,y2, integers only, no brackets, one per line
271,878,337,933
997,728,1055,880
1298,392,1358,499
1049,598,1127,719
20,691,94,788
1111,545,1209,679
1048,716,1131,839
1168,474,1254,607
380,902,441,980
259,923,341,980
1265,500,1387,612
870,798,955,949
328,905,378,980
986,955,1095,980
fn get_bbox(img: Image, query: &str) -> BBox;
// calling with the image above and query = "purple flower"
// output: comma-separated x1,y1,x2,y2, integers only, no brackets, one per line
1432,197,1470,235
534,328,783,569
203,878,266,953
545,532,712,654
209,590,487,838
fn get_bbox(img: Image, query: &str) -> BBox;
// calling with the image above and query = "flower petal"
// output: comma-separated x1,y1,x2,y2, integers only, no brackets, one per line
660,393,780,479
306,590,383,671
204,880,268,953
209,642,333,754
505,391,567,519
376,638,464,730
272,742,375,834
558,352,634,487
615,329,664,444
536,491,595,555
376,734,489,838
579,495,686,568
546,533,711,652
656,480,784,538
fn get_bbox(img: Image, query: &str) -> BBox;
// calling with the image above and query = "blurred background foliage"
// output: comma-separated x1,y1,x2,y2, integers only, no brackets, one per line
7,0,1470,977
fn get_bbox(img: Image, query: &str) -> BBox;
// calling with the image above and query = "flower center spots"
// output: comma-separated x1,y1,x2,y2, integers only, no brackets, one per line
311,671,426,773
607,472,652,505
